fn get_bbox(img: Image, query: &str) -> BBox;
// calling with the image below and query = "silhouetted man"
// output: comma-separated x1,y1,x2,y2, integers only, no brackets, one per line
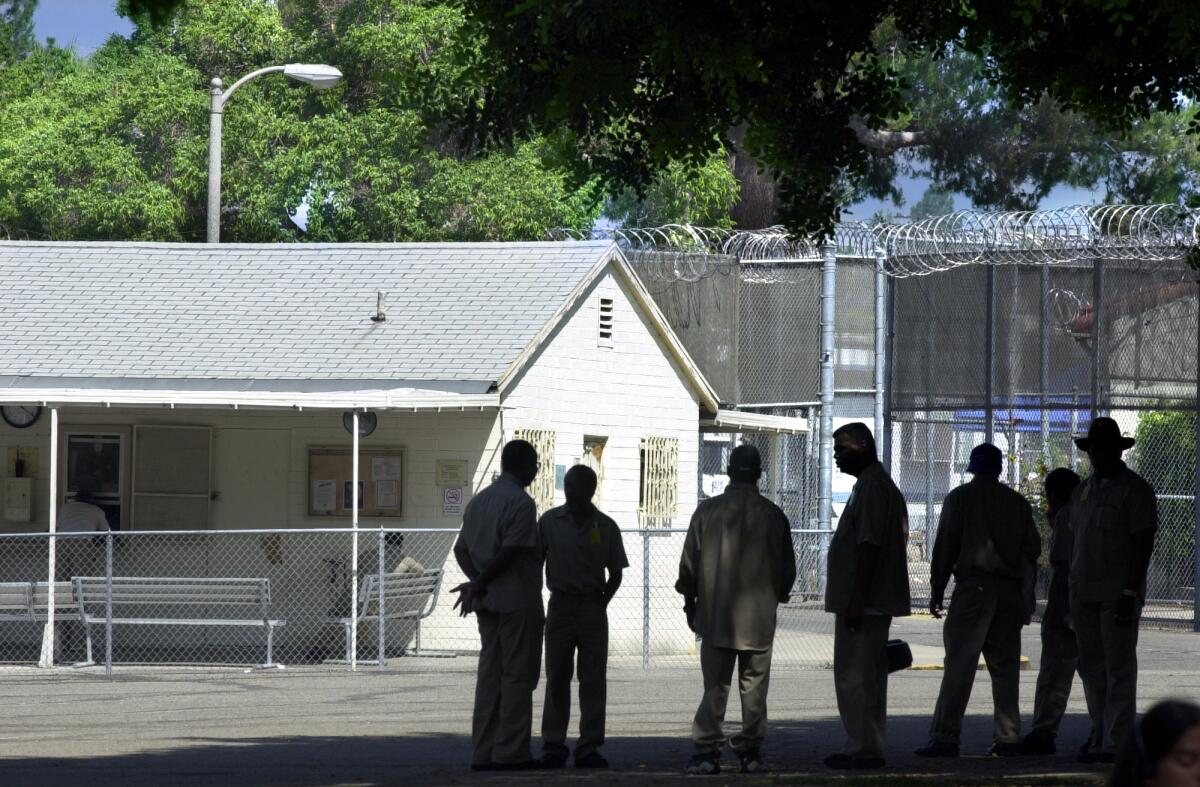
1069,417,1157,764
916,443,1040,758
824,423,911,770
676,444,795,775
1023,467,1084,755
452,439,544,771
539,465,627,769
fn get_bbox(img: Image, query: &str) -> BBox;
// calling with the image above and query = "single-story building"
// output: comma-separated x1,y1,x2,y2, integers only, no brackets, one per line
0,240,805,665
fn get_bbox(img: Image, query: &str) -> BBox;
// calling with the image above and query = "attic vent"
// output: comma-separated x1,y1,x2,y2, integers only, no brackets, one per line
598,297,614,348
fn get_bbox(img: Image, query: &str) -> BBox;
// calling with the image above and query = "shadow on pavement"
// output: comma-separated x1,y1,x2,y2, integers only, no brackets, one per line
0,712,1111,787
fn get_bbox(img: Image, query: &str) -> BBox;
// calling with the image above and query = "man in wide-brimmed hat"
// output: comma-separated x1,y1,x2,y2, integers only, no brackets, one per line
1068,417,1157,764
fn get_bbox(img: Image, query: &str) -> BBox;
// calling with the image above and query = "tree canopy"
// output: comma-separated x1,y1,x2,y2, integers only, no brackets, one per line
453,0,1200,235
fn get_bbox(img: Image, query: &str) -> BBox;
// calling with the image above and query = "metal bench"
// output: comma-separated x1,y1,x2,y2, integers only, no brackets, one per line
72,577,286,669
332,569,448,662
0,581,77,622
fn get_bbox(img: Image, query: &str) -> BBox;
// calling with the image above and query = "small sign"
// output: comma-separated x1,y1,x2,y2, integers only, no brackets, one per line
443,486,464,516
436,459,469,487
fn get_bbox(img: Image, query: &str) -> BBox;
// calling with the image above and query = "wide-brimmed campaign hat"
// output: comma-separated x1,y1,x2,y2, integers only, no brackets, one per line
1074,416,1135,451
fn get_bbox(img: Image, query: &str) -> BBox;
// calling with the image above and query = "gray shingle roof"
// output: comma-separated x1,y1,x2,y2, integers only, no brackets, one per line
0,241,616,383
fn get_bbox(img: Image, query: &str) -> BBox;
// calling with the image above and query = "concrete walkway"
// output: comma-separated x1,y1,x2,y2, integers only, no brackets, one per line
1,618,1196,786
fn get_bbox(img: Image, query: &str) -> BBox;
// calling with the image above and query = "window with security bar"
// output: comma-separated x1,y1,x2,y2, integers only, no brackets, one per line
513,428,556,515
639,436,679,527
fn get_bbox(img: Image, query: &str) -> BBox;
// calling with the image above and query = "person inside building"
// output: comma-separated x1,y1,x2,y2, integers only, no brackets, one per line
55,484,111,659
1108,700,1200,787
1070,417,1158,764
676,444,796,775
538,464,628,769
916,442,1040,758
1023,467,1085,755
451,439,545,771
823,423,911,770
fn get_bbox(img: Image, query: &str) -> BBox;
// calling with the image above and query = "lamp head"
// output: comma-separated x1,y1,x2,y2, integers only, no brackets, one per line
283,63,343,90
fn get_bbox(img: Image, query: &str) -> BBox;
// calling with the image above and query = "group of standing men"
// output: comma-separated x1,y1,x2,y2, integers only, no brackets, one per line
451,413,1157,773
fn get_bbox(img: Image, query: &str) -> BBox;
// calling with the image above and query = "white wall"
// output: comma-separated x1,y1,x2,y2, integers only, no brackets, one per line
429,267,703,658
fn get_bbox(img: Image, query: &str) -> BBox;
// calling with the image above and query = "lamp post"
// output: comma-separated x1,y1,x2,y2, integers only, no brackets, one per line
207,63,343,243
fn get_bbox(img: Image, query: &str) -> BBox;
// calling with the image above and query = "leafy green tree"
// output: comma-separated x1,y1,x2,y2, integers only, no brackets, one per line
0,0,35,67
908,186,954,221
0,0,604,241
448,0,1200,236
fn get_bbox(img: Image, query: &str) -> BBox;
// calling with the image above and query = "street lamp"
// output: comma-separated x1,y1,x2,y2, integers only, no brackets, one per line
207,63,343,243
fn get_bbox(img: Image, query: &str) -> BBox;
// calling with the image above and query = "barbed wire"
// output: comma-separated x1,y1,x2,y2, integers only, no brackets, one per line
553,204,1200,279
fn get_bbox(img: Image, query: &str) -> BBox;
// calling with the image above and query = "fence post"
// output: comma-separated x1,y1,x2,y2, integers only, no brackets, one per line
105,532,113,680
818,243,836,540
642,530,650,670
874,247,887,449
985,266,996,443
378,529,386,669
1090,258,1104,422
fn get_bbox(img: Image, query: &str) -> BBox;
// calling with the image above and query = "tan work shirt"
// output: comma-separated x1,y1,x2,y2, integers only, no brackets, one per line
930,475,1041,598
1068,462,1157,604
539,504,629,597
455,472,543,614
824,461,911,617
676,482,796,652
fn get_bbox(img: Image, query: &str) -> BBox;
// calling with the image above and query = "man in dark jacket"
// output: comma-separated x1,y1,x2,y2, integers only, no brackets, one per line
676,444,796,776
916,443,1040,758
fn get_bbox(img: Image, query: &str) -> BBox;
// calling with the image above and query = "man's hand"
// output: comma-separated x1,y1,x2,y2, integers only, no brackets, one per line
929,597,945,620
683,597,697,632
451,580,482,617
1114,593,1137,628
845,598,865,633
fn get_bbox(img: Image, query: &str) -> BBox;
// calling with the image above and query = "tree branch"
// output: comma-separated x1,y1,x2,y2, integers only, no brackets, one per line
849,117,928,153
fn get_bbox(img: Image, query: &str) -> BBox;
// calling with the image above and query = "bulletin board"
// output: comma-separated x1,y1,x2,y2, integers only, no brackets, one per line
308,446,405,518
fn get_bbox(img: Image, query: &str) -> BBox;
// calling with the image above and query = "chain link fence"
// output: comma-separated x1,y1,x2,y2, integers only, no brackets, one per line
0,527,841,677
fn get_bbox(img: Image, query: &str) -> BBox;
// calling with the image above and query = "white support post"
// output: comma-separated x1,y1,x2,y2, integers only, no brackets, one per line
818,243,837,597
38,407,59,668
770,432,781,504
105,532,113,679
350,412,359,671
377,528,386,669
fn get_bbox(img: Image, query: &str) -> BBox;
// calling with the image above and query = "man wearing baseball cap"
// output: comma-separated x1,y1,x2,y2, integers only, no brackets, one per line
916,443,1040,758
1068,417,1158,763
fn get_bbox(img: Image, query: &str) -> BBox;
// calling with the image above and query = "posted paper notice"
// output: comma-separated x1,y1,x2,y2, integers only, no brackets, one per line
313,480,336,512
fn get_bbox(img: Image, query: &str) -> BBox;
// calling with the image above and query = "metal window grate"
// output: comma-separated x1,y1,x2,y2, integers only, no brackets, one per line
598,297,614,348
638,436,678,526
513,428,556,515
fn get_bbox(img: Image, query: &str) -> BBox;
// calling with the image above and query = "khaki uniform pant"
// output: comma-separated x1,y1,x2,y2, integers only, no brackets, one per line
472,607,544,767
833,613,891,759
930,577,1023,745
692,640,773,753
1030,616,1078,738
1073,598,1140,755
541,594,609,760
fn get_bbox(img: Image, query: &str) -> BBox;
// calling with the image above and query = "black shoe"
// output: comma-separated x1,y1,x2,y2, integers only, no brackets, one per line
491,759,540,770
824,753,885,770
736,748,767,774
1021,733,1056,755
915,740,960,758
684,752,721,775
540,752,567,769
574,752,608,769
989,741,1024,757
469,763,493,771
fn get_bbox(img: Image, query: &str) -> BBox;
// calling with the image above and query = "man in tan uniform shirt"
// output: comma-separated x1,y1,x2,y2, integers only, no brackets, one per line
676,444,796,776
824,422,911,770
916,443,1040,758
452,440,545,771
539,465,628,769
